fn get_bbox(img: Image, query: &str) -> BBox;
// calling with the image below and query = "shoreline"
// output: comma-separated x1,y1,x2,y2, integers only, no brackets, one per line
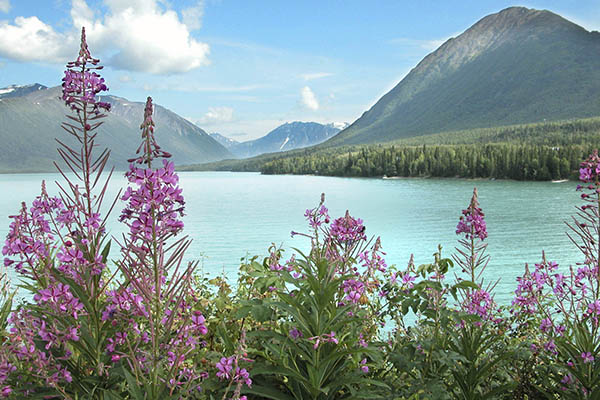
0,168,574,183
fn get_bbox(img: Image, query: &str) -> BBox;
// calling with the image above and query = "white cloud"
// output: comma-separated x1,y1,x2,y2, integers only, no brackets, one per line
0,0,210,74
181,1,204,31
0,16,77,63
300,86,319,111
198,106,234,125
119,74,132,82
301,72,333,81
0,0,10,13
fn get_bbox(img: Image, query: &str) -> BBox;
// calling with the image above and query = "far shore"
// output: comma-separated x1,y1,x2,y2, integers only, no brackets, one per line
0,168,574,183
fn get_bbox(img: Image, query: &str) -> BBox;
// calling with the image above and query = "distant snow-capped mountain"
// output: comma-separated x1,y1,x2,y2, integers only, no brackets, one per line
229,121,344,158
0,83,47,99
210,133,240,149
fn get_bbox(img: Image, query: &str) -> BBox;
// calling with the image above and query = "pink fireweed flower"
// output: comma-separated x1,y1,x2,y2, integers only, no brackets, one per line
120,98,184,240
463,289,495,320
456,188,487,240
358,334,368,348
289,327,303,339
234,367,252,387
128,97,171,164
540,318,553,333
191,312,208,335
586,300,600,320
309,331,338,349
359,237,387,273
34,283,84,319
62,27,110,114
360,358,369,373
582,352,595,363
2,184,71,277
329,210,367,244
216,356,234,380
342,279,365,304
579,150,600,183
1,386,11,397
120,159,185,240
544,339,557,354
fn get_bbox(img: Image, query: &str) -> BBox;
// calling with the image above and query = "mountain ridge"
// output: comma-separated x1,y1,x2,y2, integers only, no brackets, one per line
225,121,343,158
0,85,232,172
326,6,600,146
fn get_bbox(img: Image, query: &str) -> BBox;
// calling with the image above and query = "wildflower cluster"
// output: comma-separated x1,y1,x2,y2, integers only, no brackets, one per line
0,28,241,399
214,331,253,399
62,27,110,114
294,195,388,310
578,149,600,184
456,187,488,240
120,158,185,240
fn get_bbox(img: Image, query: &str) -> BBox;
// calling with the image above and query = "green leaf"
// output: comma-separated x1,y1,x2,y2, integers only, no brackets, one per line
252,364,310,385
123,368,144,400
217,322,236,353
245,385,295,400
452,280,479,291
251,304,272,322
101,240,112,263
0,290,14,332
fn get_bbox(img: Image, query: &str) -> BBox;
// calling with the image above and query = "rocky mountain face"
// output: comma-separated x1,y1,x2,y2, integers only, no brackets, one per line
0,86,232,172
209,133,240,149
326,7,600,146
0,83,47,99
230,121,343,158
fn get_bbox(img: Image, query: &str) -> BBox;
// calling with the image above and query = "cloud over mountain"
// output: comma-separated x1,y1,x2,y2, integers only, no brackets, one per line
300,86,319,110
0,0,209,74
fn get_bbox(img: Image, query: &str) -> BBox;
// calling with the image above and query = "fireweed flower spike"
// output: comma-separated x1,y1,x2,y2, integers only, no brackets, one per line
62,27,110,114
455,187,487,241
0,27,118,397
127,97,171,165
453,188,497,321
454,188,489,281
107,95,212,397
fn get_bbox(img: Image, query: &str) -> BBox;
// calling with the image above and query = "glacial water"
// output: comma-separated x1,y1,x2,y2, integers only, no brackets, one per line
0,171,583,305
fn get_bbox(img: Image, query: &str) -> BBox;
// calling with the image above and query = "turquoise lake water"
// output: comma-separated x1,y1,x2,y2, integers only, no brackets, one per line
0,171,583,305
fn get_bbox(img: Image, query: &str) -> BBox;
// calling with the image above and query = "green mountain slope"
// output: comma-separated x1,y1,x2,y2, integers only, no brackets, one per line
327,7,600,146
0,86,232,172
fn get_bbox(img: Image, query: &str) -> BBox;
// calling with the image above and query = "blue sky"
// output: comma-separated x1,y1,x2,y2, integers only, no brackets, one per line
0,0,599,141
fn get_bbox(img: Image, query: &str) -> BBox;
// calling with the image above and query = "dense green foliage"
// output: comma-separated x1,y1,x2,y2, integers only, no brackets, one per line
261,118,600,180
261,143,586,180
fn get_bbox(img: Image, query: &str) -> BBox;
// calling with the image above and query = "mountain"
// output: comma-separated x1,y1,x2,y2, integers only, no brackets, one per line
327,7,600,146
210,133,240,149
0,85,232,172
230,122,343,158
0,83,47,99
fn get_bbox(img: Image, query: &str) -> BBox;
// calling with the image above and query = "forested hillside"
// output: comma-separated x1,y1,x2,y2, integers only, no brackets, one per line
185,117,600,181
